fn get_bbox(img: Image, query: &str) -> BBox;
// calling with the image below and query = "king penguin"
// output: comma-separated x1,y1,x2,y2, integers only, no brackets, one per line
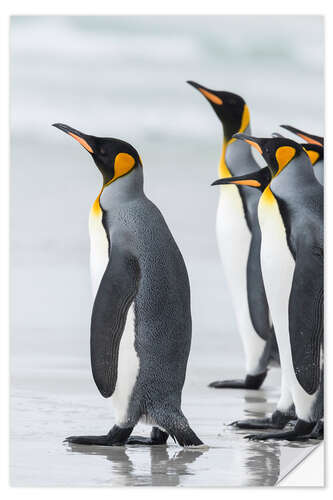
187,81,278,390
280,125,324,184
212,135,323,441
52,123,204,448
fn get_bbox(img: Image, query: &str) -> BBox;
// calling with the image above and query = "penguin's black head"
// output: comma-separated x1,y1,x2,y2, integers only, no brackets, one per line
273,132,323,166
187,81,249,142
52,123,141,185
233,134,303,177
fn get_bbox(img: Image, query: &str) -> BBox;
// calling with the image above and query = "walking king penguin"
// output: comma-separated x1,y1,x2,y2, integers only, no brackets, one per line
187,81,278,390
53,123,204,447
213,135,323,441
280,125,324,184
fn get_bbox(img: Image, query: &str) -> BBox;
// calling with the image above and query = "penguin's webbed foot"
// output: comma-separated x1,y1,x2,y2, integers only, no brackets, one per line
126,427,169,446
64,425,133,446
285,420,324,442
309,420,324,440
230,410,290,430
230,418,282,430
244,419,318,442
209,372,267,390
64,435,119,446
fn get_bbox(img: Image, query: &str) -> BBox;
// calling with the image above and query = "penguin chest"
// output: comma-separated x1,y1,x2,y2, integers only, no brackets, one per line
258,190,295,309
258,190,295,365
88,198,110,299
216,185,251,298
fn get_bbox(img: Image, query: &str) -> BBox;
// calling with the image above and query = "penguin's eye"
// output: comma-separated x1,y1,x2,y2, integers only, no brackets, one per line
100,147,106,155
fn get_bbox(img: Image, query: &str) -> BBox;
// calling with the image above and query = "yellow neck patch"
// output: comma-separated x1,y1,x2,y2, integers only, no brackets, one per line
219,104,251,178
239,105,250,134
91,188,103,217
261,185,275,205
305,149,320,166
219,140,231,178
275,146,296,175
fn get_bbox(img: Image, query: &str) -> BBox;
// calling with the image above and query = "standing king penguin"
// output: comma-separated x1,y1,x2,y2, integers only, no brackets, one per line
187,81,278,390
213,135,323,441
53,123,204,448
280,125,324,184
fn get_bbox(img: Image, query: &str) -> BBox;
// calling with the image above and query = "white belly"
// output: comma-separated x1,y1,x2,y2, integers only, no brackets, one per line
259,192,317,420
216,185,265,374
111,304,140,425
88,204,109,299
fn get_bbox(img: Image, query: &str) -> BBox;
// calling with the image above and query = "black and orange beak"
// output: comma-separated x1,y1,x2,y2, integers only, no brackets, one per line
211,167,271,192
52,123,95,154
280,125,323,147
233,133,264,155
187,80,223,105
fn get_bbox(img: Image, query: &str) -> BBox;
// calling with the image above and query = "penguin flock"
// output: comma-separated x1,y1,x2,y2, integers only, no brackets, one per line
53,81,323,448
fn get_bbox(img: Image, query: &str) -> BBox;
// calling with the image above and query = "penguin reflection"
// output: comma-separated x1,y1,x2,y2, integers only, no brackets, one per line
66,444,204,486
244,442,281,486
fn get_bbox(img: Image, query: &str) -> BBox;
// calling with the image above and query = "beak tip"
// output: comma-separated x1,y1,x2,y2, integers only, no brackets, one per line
186,80,199,89
52,122,67,132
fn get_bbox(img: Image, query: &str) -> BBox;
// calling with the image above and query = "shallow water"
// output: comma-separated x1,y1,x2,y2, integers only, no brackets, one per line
11,358,318,487
10,16,323,486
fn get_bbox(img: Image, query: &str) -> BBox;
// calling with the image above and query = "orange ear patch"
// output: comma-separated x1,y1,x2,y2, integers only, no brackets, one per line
305,149,320,166
68,133,94,153
112,153,136,182
244,139,263,154
275,146,296,172
231,179,261,187
199,88,223,105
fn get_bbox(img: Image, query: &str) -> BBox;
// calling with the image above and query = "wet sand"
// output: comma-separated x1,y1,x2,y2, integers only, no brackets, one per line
11,355,318,486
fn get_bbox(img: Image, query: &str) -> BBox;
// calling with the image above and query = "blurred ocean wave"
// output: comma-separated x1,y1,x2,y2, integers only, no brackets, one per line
11,16,324,146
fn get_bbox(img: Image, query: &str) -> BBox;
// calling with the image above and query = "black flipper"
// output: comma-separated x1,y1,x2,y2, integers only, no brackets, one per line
209,372,267,390
289,248,323,395
230,410,291,430
91,243,140,398
127,427,169,446
246,222,272,343
244,419,316,442
64,425,134,446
